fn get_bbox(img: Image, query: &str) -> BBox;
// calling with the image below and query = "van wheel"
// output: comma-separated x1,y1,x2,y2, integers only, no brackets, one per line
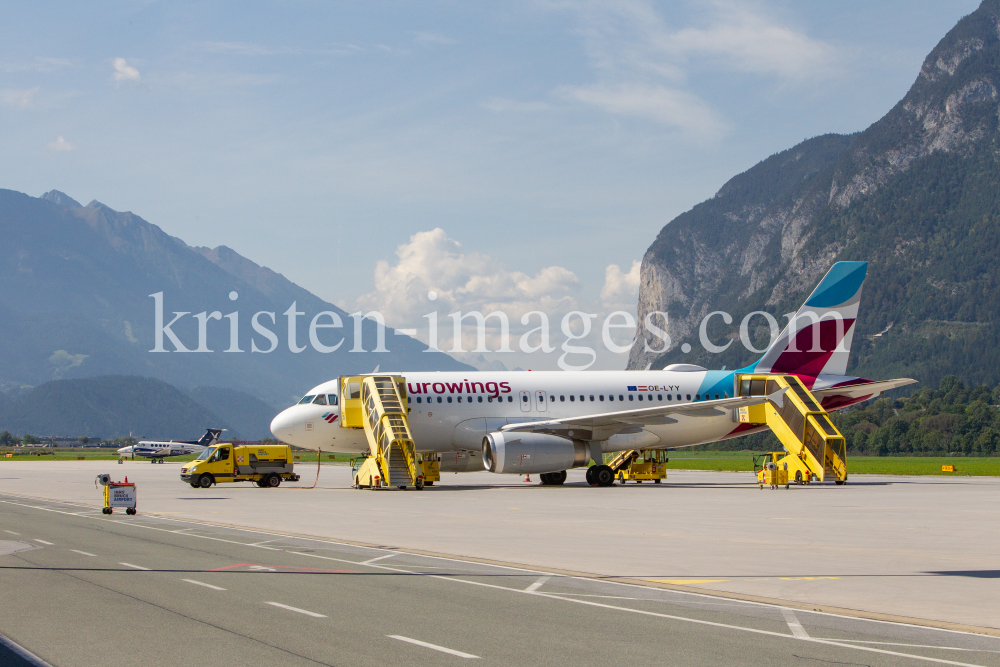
266,474,281,488
198,474,213,489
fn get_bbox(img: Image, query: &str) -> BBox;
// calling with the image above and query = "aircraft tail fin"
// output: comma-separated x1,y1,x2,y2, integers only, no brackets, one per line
753,261,867,377
199,428,225,446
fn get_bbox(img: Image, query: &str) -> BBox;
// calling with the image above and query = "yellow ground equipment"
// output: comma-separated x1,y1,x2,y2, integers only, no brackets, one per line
753,453,790,489
96,474,137,515
180,444,300,488
343,376,423,490
737,374,848,485
608,449,668,484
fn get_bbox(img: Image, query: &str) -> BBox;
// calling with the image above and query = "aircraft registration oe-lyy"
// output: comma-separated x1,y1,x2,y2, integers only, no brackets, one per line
117,428,225,463
270,262,916,487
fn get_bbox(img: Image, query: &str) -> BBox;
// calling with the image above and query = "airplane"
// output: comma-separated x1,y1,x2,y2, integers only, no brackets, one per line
270,262,915,485
117,429,225,463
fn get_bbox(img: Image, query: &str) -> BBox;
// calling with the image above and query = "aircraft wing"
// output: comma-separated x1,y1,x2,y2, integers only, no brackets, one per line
500,390,784,441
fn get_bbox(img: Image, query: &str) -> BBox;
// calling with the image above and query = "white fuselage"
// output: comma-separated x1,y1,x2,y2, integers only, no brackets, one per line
118,442,206,459
270,370,852,456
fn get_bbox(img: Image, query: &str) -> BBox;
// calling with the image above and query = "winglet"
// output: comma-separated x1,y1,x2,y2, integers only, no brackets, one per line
766,386,788,409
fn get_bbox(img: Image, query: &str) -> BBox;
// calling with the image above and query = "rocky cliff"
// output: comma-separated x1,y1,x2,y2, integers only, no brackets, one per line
629,0,1000,389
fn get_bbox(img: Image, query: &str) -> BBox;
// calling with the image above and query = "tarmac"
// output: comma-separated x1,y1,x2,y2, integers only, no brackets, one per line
1,460,998,666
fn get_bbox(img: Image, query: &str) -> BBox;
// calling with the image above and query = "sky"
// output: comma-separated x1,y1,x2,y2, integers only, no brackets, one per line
0,0,982,370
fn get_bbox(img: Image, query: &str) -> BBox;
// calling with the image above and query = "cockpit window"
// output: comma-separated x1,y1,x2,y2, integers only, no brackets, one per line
312,395,327,405
328,394,338,406
298,395,316,405
195,447,214,461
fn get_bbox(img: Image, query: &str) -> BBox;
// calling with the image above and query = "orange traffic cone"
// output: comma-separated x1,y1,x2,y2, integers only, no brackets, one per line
524,474,530,482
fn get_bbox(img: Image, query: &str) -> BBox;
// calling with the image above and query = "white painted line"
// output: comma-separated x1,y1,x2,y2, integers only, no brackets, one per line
33,539,53,545
388,635,480,659
524,575,550,593
3,530,19,535
71,550,96,557
249,539,281,546
119,562,150,570
361,553,396,565
813,639,1000,654
781,608,809,639
264,602,327,618
183,579,226,591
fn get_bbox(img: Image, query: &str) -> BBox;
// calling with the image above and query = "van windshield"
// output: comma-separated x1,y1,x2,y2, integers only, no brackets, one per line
195,447,215,461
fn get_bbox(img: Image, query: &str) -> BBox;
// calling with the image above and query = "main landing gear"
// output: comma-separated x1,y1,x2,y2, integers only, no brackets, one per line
586,465,615,487
539,471,567,485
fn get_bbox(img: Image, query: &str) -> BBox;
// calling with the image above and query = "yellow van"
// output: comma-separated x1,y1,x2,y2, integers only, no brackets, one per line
181,443,300,489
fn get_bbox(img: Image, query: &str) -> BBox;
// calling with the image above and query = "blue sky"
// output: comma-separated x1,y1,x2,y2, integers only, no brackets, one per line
0,0,981,368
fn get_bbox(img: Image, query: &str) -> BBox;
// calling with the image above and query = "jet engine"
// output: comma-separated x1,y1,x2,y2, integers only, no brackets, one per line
482,431,589,474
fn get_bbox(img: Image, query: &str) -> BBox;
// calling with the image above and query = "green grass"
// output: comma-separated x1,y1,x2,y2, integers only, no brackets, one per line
0,447,357,463
665,451,1000,476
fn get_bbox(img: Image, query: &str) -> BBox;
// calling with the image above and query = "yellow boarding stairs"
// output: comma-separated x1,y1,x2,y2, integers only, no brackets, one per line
342,376,426,490
736,374,848,485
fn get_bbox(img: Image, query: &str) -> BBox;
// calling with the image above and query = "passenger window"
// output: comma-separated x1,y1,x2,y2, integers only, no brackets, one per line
589,395,594,401
657,394,662,401
715,394,720,400
696,394,700,400
312,395,327,405
638,394,643,401
437,397,442,403
457,396,462,403
570,395,575,402
628,395,634,401
599,395,604,401
539,395,545,402
328,395,338,406
579,395,584,402
417,397,422,403
619,395,624,401
667,394,672,401
648,394,652,401
560,395,565,402
507,396,512,402
447,397,452,403
298,395,315,405
608,395,613,401
686,394,692,401
478,396,483,403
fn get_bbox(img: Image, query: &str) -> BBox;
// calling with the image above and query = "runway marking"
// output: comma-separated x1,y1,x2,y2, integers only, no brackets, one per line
33,539,53,545
183,579,226,591
781,608,810,639
652,579,727,585
388,635,480,659
264,602,326,618
525,575,551,593
3,530,19,535
814,639,1000,654
361,553,396,565
119,562,150,570
249,539,281,546
2,495,995,658
71,550,96,557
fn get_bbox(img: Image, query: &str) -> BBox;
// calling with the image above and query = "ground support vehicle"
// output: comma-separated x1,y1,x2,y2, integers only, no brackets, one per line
610,449,668,484
180,444,300,488
102,479,137,515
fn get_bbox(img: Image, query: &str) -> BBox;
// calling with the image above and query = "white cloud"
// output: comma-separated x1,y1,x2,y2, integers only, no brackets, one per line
601,259,641,304
354,229,640,369
414,31,456,46
112,57,141,82
47,136,75,151
1,87,39,108
557,82,727,135
552,0,837,131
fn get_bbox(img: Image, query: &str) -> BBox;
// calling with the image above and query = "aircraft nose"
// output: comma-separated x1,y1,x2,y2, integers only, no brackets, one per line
270,408,299,444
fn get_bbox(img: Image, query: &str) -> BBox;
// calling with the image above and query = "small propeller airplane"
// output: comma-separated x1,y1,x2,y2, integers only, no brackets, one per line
117,428,225,463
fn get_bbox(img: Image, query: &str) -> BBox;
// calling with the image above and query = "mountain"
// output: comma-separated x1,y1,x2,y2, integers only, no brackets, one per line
629,0,1000,390
185,386,276,441
0,190,473,405
0,376,232,440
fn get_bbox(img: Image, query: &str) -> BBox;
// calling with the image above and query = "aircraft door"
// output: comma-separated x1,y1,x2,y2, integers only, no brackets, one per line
535,391,547,412
519,391,531,412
